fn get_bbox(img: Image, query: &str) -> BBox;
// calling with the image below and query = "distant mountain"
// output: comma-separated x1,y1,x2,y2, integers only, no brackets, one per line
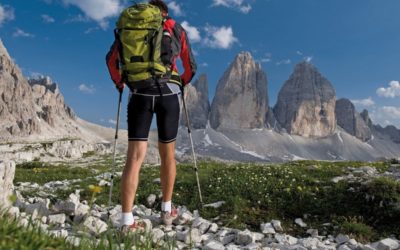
335,98,371,141
179,53,400,162
373,125,400,144
180,74,210,129
273,62,336,137
0,39,102,143
0,39,127,162
0,39,41,138
210,52,268,130
1,39,399,162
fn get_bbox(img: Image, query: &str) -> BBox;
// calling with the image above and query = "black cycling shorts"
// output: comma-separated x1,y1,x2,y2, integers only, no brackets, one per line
127,84,181,143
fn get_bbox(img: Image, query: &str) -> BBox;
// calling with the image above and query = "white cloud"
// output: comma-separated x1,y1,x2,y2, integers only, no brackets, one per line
212,0,252,14
167,1,183,16
200,62,209,67
29,72,45,79
64,14,89,24
258,53,272,63
0,4,15,26
181,21,201,43
204,25,238,49
296,50,303,56
370,106,400,128
376,81,400,98
79,84,95,94
276,59,291,66
84,27,100,34
192,48,199,56
13,28,34,38
351,97,375,107
304,56,313,63
382,106,400,119
62,0,124,29
261,58,271,63
108,119,117,125
41,14,55,23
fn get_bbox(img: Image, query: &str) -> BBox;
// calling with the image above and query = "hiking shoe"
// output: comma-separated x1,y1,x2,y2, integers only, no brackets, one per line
161,207,178,226
120,221,146,236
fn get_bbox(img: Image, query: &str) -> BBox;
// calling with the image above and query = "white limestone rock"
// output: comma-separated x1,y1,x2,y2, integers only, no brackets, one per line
261,223,276,234
274,233,298,246
335,234,350,244
83,216,108,235
376,238,399,250
151,228,165,244
48,214,66,225
294,218,307,228
235,229,254,246
0,161,16,208
271,219,283,232
202,240,225,250
146,194,157,208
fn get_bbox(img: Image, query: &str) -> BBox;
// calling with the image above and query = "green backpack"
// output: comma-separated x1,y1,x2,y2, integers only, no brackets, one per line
116,3,169,84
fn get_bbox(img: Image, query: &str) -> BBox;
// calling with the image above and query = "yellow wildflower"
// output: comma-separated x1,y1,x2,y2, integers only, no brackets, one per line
88,185,102,194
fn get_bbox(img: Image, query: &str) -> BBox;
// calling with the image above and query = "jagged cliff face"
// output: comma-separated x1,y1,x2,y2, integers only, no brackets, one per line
180,74,210,129
29,77,75,127
273,62,336,137
374,125,400,144
335,98,371,141
210,52,268,130
0,39,41,138
0,39,77,141
360,109,374,129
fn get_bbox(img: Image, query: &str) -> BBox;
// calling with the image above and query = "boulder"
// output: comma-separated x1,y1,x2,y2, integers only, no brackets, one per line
0,161,15,208
203,240,225,250
376,238,399,250
83,216,108,235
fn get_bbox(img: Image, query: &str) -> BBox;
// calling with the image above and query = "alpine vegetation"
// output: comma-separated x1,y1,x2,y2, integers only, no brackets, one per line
1,159,400,249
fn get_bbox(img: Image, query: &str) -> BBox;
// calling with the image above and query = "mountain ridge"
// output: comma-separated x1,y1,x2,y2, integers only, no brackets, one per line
1,39,399,162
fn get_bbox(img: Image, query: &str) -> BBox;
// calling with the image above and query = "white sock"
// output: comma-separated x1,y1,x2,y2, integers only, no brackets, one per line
121,212,134,226
161,201,172,213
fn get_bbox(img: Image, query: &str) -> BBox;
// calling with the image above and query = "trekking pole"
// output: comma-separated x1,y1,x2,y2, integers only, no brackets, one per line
181,86,204,205
108,90,123,207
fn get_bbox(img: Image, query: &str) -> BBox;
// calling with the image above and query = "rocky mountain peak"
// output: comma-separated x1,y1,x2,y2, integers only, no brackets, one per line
0,39,22,78
181,74,210,129
0,41,75,141
273,62,336,137
294,61,315,71
235,51,256,64
29,76,59,94
0,39,11,60
335,98,371,141
210,51,268,130
0,40,40,139
231,51,262,74
360,109,373,128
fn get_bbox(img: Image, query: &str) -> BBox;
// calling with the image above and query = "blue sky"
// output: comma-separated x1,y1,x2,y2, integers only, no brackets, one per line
0,0,399,129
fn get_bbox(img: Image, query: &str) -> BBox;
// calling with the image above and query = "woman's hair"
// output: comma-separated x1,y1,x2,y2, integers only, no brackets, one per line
149,0,168,13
